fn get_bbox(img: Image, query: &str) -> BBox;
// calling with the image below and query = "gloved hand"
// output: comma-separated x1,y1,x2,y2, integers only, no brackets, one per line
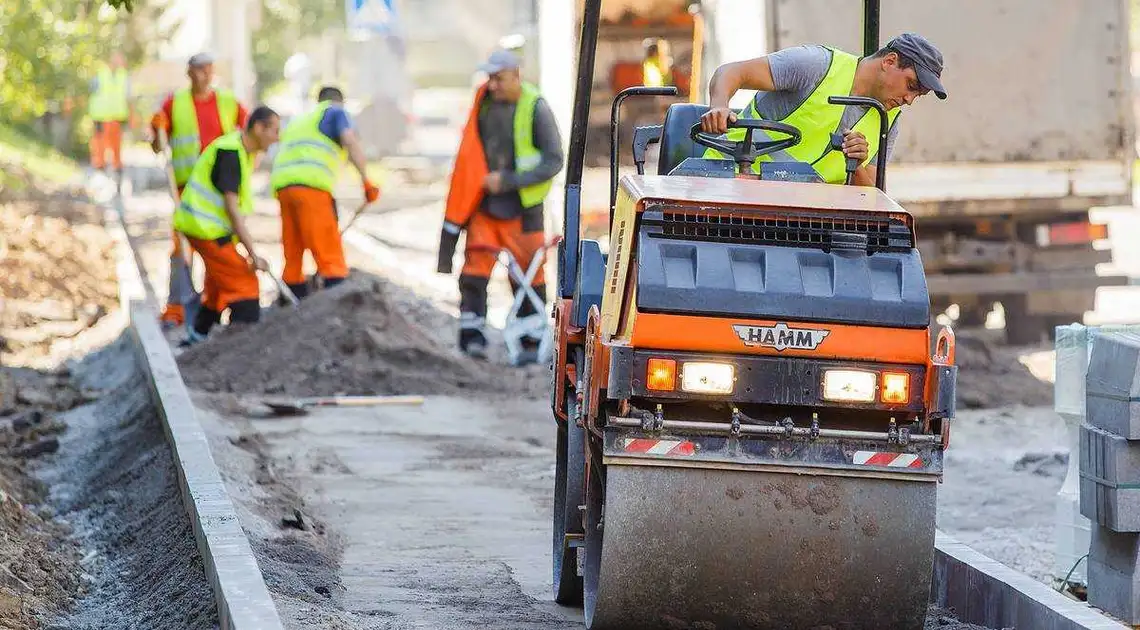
437,226,460,274
363,180,381,203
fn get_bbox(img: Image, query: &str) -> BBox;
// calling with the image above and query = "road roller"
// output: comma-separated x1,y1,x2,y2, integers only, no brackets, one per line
549,1,959,628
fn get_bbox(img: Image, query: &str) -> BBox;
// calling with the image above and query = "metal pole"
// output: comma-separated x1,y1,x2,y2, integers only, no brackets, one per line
558,0,602,299
863,0,880,57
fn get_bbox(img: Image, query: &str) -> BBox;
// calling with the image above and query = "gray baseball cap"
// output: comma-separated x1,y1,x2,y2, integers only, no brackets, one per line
188,52,215,67
477,49,521,75
885,32,946,99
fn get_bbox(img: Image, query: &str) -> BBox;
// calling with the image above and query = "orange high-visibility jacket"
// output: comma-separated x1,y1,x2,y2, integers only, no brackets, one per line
442,83,491,232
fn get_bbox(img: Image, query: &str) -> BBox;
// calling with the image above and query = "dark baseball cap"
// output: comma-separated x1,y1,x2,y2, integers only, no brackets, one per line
885,32,946,99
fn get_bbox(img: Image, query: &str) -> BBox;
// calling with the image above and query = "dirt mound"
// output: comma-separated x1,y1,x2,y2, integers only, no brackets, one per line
953,331,1052,409
177,273,549,399
0,194,118,364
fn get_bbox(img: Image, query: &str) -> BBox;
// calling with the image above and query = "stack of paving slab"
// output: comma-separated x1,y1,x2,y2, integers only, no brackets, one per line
1065,324,1140,622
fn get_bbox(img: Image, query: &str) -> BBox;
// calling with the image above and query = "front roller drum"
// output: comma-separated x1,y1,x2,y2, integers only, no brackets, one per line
584,463,937,630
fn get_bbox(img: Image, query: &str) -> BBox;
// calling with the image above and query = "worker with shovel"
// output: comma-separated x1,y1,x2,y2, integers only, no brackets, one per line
150,52,250,330
172,106,281,346
269,85,381,300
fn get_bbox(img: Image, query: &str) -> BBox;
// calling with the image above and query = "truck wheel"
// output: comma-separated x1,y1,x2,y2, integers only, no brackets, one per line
1001,295,1045,346
955,303,990,328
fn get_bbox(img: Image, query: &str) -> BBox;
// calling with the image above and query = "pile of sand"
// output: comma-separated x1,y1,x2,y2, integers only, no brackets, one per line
952,331,1053,409
177,272,550,399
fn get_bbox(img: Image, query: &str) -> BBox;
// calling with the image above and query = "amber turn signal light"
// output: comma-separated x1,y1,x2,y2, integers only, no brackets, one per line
646,358,677,391
881,372,909,404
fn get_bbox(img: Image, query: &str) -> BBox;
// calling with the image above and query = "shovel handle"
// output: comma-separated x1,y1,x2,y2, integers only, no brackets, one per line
312,395,424,406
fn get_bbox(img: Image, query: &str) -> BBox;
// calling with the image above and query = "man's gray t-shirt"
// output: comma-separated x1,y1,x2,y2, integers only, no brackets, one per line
755,44,899,162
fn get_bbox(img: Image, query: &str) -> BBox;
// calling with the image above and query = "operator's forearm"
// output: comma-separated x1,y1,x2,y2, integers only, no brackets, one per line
223,193,258,257
707,64,743,109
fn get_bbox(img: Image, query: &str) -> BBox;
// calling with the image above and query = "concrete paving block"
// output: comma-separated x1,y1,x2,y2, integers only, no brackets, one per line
1080,423,1140,532
1089,525,1140,624
1057,323,1092,417
933,531,1127,629
1087,331,1140,439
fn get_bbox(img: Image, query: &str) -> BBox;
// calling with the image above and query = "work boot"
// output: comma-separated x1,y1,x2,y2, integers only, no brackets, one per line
459,317,488,361
514,335,544,367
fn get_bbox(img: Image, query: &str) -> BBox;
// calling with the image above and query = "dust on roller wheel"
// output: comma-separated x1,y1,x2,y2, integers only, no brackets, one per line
580,463,937,630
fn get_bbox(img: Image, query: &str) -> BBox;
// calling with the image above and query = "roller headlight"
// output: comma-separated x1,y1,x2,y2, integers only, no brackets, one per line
679,362,735,395
821,369,877,402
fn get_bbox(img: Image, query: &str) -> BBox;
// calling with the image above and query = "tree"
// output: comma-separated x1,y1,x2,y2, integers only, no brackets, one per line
1,1,176,154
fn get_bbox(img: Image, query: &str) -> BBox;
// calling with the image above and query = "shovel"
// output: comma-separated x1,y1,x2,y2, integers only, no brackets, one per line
339,200,371,235
261,394,425,416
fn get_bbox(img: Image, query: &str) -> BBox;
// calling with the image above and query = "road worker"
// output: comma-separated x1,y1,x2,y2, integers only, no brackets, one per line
437,49,564,362
88,51,134,181
150,52,250,329
269,85,380,298
172,106,280,346
698,32,946,186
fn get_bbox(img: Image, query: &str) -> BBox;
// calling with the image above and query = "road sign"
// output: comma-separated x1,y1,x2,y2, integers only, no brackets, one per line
345,0,397,35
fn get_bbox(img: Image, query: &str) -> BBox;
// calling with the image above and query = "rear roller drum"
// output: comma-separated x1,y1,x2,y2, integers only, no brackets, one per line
552,414,585,604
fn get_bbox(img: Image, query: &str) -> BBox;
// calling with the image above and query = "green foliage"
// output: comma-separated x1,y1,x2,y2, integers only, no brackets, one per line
0,1,176,156
252,0,345,100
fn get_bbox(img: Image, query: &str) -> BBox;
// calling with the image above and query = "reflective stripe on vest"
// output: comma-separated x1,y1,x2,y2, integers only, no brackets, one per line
702,47,899,184
172,131,253,241
170,88,240,186
89,66,129,122
514,83,553,208
270,101,347,193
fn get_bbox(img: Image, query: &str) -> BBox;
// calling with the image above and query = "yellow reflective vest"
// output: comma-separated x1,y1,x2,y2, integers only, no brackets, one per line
270,101,348,194
170,88,240,186
512,82,553,209
704,47,900,184
172,131,253,241
89,65,129,122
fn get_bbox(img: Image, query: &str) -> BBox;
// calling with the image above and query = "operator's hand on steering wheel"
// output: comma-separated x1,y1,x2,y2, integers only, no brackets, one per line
699,107,737,134
841,130,869,162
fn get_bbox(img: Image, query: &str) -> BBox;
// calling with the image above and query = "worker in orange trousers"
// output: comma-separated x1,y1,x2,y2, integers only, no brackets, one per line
88,51,134,181
437,50,564,362
172,107,281,346
150,52,250,329
269,85,380,298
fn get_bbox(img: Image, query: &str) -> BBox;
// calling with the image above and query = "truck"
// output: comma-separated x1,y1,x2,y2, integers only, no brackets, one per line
567,0,1135,345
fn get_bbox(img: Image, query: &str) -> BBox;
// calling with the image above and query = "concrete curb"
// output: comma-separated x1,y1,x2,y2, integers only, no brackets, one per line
933,531,1126,629
104,198,286,630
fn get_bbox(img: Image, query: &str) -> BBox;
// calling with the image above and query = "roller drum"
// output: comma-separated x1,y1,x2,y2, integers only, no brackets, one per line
584,463,937,630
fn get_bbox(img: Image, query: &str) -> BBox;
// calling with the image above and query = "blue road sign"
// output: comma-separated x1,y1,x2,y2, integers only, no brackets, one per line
346,0,397,34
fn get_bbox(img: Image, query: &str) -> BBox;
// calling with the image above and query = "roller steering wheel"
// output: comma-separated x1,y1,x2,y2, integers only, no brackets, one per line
690,117,803,172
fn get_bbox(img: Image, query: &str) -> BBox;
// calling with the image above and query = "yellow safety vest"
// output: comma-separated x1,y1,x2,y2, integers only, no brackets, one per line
170,88,240,186
172,131,253,241
512,82,553,208
703,47,899,184
89,65,129,122
270,101,348,194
